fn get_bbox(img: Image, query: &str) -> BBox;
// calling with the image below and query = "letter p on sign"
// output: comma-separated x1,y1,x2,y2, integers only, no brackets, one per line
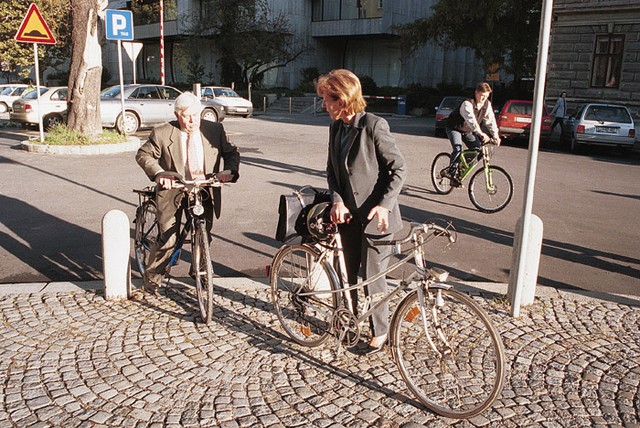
105,9,133,41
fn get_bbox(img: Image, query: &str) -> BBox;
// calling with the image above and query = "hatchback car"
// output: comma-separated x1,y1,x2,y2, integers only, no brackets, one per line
496,99,552,141
564,103,635,151
101,84,225,134
0,84,32,113
201,86,253,117
10,86,68,129
434,96,465,136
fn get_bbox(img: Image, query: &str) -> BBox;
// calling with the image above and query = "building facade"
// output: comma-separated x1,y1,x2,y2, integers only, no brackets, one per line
103,0,484,90
546,0,640,116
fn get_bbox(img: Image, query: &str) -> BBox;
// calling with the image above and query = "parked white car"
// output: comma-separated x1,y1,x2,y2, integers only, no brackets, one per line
10,86,68,129
0,84,32,113
201,86,253,117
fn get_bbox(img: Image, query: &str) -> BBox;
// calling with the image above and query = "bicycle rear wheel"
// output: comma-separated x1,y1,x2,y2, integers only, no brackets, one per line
468,165,513,213
270,244,338,347
193,221,214,324
390,288,505,419
134,200,158,275
430,152,454,195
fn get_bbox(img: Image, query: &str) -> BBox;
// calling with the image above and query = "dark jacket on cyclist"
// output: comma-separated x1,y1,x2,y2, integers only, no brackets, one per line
447,98,499,140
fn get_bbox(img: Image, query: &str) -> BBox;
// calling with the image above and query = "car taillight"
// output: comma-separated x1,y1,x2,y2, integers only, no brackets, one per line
24,103,33,112
630,129,635,138
436,113,445,120
577,125,585,134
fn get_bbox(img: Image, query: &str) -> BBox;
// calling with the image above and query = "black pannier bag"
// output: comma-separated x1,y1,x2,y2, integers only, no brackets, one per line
275,186,331,243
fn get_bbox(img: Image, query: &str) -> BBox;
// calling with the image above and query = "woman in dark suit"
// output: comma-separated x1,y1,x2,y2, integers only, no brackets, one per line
316,69,407,352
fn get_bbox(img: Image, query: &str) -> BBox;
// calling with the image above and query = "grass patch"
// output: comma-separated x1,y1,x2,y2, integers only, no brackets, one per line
42,124,127,145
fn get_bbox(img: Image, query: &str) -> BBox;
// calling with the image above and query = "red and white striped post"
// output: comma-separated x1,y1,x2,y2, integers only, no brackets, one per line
159,0,165,85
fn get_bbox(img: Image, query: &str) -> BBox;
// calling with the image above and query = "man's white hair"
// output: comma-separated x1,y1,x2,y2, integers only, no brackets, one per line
174,91,202,113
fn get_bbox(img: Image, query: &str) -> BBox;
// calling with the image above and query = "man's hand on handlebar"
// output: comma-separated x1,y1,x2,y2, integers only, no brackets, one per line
154,171,182,190
215,169,235,183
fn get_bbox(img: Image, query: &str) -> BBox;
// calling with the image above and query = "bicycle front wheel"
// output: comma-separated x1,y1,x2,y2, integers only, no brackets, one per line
270,244,339,347
390,288,505,419
134,200,158,275
430,152,454,195
468,165,513,213
193,221,214,324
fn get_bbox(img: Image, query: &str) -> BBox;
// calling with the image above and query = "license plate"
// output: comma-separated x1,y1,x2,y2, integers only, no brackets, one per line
236,108,247,112
515,117,531,123
596,126,618,134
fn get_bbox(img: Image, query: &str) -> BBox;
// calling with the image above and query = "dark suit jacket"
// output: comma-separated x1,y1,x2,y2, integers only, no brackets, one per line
327,111,407,236
136,120,240,220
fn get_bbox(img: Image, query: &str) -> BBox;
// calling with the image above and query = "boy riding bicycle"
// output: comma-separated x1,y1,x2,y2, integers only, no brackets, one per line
444,82,501,187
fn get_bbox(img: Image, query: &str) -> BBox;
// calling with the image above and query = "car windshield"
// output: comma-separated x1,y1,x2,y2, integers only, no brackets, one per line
22,88,48,99
507,103,533,115
100,86,122,98
214,88,240,97
584,106,632,123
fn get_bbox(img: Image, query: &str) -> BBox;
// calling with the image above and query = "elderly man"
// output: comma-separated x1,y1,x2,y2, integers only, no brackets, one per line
136,91,240,294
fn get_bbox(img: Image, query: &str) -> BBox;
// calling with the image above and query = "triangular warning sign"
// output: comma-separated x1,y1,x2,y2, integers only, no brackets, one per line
15,3,56,44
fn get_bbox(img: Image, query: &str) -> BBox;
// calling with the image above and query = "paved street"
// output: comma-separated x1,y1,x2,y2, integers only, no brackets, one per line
0,279,638,427
1,113,639,296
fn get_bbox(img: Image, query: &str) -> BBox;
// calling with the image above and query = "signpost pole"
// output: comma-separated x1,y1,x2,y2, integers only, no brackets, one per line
117,39,126,135
33,43,44,143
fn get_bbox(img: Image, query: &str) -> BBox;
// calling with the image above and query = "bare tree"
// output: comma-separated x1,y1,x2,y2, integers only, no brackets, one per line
66,0,107,137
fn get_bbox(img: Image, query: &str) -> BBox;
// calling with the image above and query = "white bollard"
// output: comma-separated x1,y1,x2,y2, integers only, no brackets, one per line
508,214,543,309
102,209,131,301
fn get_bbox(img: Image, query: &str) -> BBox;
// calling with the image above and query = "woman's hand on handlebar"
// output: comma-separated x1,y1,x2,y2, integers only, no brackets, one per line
330,202,351,224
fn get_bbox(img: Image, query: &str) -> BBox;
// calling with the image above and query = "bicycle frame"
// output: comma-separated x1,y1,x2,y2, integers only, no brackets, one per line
458,144,497,191
296,223,454,349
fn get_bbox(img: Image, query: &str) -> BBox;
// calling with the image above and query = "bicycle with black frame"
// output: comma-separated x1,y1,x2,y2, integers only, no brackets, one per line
430,141,514,213
133,171,229,324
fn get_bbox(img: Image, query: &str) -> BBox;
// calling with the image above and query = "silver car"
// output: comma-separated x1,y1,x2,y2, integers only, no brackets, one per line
10,86,68,129
101,84,225,134
565,103,636,151
201,86,253,117
0,84,32,113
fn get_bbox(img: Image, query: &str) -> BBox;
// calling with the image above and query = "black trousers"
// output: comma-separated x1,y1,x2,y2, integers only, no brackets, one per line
338,218,393,338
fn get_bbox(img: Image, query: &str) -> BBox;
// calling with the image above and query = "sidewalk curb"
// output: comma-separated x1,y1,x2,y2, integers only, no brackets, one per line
1,278,637,307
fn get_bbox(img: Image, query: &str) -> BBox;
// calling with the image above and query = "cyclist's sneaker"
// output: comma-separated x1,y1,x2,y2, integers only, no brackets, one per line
450,177,463,188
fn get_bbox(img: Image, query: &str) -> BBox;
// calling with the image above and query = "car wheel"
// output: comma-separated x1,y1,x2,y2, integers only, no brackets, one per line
201,108,219,122
44,114,64,130
116,111,139,134
0,103,8,113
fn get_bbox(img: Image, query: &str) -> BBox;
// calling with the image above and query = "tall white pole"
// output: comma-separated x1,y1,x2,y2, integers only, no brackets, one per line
160,0,165,85
510,0,555,317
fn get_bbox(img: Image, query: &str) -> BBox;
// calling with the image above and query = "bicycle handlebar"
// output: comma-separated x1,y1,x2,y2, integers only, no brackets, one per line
172,170,234,189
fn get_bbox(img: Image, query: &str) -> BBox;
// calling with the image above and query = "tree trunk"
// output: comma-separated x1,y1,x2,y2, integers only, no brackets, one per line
67,0,105,138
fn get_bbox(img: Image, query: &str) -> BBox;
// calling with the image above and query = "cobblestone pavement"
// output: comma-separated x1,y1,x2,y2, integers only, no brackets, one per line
0,279,638,427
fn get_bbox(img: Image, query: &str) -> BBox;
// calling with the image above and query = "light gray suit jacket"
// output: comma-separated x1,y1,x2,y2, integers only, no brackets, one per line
136,120,240,220
327,111,407,236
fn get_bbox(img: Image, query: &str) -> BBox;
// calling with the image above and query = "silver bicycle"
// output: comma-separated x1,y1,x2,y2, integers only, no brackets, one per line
270,210,506,419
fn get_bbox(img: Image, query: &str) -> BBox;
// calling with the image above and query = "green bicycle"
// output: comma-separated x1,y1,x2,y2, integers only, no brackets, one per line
430,142,513,213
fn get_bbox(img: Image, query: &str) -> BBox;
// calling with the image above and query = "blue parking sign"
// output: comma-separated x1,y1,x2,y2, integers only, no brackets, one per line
105,9,133,41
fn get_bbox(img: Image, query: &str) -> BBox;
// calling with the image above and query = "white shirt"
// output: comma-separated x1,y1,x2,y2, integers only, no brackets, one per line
181,130,204,179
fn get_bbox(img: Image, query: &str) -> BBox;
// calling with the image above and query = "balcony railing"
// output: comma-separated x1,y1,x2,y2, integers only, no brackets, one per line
312,0,383,21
